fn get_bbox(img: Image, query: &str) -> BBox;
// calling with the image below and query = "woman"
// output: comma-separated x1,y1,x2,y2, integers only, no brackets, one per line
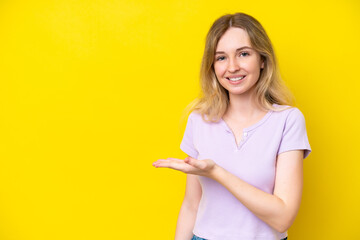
153,12,311,240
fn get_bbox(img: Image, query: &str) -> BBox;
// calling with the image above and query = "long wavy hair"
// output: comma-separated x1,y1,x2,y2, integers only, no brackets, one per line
183,13,294,123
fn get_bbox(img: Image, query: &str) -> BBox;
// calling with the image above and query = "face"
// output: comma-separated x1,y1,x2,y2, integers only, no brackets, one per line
214,27,264,98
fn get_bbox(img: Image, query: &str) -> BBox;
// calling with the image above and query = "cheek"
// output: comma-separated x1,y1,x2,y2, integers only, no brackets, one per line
214,64,226,77
244,60,262,72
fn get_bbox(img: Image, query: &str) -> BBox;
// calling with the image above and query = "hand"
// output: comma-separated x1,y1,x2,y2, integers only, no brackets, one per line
152,156,217,178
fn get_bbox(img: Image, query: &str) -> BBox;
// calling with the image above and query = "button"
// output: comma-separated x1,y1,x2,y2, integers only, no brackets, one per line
243,132,248,137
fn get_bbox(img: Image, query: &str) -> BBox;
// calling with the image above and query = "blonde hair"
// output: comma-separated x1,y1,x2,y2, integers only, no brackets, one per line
183,12,294,123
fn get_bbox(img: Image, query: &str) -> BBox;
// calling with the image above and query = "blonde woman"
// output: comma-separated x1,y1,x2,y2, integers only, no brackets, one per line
153,13,311,240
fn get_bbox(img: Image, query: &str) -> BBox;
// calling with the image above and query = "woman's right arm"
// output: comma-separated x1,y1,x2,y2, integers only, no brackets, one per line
175,173,202,240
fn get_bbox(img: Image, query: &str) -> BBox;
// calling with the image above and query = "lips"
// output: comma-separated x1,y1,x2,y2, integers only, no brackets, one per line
226,76,245,81
226,75,246,84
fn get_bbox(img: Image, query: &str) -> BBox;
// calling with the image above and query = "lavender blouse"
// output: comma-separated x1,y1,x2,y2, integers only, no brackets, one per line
180,105,311,240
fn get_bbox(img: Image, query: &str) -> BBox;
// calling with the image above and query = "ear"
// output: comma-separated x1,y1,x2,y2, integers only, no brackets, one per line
260,56,265,69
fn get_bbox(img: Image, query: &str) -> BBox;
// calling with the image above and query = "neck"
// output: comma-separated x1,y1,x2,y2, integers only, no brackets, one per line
225,90,265,120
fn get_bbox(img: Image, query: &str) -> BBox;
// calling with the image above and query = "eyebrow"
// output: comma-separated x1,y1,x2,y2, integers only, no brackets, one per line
215,46,253,55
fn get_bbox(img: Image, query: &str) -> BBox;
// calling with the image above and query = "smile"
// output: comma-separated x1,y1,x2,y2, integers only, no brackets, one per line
226,75,246,84
227,76,245,81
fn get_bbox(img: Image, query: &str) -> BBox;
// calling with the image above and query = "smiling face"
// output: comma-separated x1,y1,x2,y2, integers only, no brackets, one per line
214,27,264,98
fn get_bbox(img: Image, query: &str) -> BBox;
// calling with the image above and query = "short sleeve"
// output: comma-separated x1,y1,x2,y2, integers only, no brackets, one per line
278,108,312,159
180,113,199,159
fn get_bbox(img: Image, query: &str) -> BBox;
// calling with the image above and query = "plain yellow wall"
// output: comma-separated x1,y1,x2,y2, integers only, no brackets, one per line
0,0,359,239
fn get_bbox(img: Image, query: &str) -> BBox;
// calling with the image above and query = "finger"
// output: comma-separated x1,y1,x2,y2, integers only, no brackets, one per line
155,158,184,163
153,159,183,167
154,159,183,166
185,157,206,169
154,160,187,171
166,158,184,163
153,158,179,164
184,156,196,163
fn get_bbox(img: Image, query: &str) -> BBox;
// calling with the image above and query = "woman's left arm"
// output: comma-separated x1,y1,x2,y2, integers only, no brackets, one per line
212,150,303,233
153,150,304,233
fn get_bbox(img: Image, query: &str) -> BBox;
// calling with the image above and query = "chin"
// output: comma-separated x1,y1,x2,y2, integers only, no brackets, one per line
227,86,256,96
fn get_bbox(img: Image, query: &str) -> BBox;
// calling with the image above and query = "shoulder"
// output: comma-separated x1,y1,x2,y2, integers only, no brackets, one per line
272,104,306,122
182,111,202,129
271,105,309,139
187,111,219,130
188,111,204,123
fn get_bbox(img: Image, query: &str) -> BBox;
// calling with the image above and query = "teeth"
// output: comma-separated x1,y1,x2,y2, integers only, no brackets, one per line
228,76,245,81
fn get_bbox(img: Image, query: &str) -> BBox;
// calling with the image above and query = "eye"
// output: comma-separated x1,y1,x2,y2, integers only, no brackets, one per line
239,52,249,57
216,56,226,61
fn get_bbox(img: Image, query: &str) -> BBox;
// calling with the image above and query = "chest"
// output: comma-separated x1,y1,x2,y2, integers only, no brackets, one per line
223,121,248,147
222,112,269,147
196,127,279,192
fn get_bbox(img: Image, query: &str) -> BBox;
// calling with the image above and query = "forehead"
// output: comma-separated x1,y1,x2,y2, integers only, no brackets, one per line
216,27,251,51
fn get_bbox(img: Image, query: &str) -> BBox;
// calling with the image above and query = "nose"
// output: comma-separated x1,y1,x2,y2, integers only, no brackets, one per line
227,57,240,73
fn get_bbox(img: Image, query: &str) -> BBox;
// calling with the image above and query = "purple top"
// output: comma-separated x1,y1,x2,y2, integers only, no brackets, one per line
180,105,311,240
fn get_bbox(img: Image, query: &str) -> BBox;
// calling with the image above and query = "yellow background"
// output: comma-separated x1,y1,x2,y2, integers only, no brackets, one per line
0,0,359,239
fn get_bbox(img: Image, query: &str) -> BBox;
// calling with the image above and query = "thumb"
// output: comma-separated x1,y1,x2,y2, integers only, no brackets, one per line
185,156,204,169
184,156,194,162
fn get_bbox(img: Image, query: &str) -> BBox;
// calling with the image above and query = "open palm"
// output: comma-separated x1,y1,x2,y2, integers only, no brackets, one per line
153,156,216,177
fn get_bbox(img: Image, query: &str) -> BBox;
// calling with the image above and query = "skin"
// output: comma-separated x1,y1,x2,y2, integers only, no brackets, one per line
214,27,264,99
153,27,304,238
